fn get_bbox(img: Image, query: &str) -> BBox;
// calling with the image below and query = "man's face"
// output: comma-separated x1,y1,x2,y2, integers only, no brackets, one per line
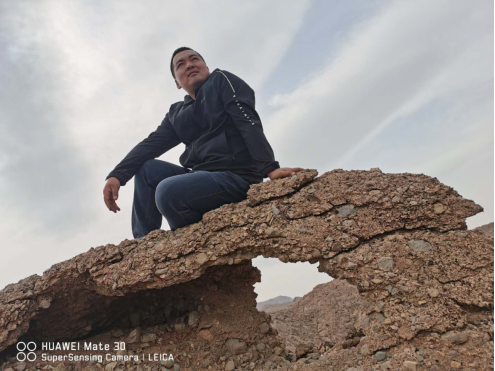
172,50,210,96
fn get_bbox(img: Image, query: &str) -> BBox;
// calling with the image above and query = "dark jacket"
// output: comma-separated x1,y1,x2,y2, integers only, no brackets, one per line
106,68,280,186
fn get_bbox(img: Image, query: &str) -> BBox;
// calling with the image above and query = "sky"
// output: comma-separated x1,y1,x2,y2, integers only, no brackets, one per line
0,0,493,302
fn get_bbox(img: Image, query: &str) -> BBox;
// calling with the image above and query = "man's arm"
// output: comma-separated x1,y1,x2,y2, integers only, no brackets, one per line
215,70,280,178
105,112,181,186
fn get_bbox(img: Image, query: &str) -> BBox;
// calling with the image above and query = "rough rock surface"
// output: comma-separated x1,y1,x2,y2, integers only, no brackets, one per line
474,222,494,237
269,280,362,355
0,168,492,370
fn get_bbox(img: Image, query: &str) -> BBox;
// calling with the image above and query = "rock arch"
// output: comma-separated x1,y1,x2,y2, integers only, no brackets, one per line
0,169,492,369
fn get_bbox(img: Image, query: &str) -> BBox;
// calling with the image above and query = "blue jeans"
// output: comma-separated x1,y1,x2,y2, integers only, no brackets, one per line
132,159,257,238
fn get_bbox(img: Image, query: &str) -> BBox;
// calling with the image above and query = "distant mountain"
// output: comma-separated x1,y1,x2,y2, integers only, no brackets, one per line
473,222,494,237
256,295,293,310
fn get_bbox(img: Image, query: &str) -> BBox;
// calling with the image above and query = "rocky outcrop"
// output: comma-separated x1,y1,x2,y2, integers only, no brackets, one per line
474,221,494,237
0,168,492,370
269,280,362,356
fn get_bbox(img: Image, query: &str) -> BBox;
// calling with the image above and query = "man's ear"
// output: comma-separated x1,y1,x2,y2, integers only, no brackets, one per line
175,79,182,90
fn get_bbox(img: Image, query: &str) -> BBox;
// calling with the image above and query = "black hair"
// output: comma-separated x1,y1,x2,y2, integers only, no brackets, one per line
170,47,206,80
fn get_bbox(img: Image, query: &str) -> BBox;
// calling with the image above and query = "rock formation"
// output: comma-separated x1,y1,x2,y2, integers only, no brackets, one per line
268,280,362,357
474,222,494,237
0,168,492,370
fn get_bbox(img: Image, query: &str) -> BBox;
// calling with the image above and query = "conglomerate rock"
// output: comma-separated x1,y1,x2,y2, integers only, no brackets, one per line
268,279,362,355
0,168,492,370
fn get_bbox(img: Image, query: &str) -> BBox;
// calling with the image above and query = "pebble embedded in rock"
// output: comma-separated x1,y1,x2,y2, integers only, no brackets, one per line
427,288,440,297
141,333,157,342
342,220,353,227
187,311,200,328
266,227,281,237
337,205,358,217
377,361,392,370
127,328,141,343
296,343,312,359
105,362,117,371
347,262,357,269
226,338,247,355
196,252,208,264
375,351,386,361
13,364,26,371
378,257,394,271
38,297,52,309
402,361,417,371
441,331,468,344
225,359,235,370
408,240,432,252
450,361,461,369
259,322,270,334
154,268,167,276
104,362,117,371
174,323,186,331
433,203,446,214
161,359,175,369
360,345,369,355
198,329,214,341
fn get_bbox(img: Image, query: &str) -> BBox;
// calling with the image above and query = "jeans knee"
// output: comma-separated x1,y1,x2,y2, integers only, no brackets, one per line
155,178,182,215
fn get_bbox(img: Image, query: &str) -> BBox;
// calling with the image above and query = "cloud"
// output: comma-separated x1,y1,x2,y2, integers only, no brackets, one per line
263,1,493,172
0,0,311,289
0,0,491,304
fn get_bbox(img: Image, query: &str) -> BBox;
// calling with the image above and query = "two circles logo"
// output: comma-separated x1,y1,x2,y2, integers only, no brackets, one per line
16,342,37,362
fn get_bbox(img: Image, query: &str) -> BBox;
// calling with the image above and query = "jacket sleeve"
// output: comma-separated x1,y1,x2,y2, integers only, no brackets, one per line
105,112,181,186
215,70,280,178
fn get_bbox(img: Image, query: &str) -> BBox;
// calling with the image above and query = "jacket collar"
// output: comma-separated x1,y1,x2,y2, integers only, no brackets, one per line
183,68,220,105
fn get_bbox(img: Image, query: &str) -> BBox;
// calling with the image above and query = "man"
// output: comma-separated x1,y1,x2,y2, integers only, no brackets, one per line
103,47,303,238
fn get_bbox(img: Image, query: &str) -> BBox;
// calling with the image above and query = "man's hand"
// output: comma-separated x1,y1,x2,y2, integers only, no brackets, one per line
104,177,121,213
268,167,304,180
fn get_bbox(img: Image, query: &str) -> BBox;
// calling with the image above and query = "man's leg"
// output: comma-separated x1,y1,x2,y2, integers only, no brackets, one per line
132,159,189,238
155,171,253,231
